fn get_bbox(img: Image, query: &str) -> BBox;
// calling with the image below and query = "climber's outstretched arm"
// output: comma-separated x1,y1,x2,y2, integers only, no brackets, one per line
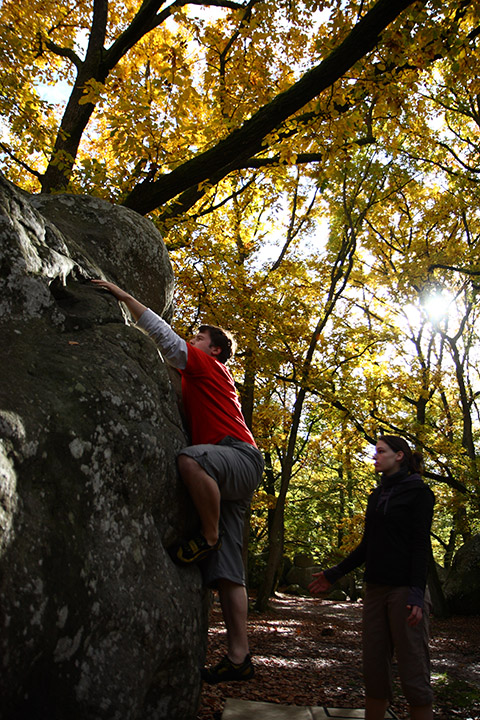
91,279,187,369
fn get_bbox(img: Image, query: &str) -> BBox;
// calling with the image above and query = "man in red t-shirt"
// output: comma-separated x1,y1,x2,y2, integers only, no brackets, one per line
92,280,264,684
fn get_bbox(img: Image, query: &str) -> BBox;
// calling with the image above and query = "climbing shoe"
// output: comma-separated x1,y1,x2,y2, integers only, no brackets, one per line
201,654,255,684
170,533,222,565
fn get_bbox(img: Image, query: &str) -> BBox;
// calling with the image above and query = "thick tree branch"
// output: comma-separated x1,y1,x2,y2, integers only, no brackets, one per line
122,0,423,215
423,469,468,494
41,0,252,193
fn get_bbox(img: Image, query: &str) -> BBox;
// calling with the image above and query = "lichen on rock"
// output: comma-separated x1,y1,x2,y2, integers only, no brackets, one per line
0,175,208,720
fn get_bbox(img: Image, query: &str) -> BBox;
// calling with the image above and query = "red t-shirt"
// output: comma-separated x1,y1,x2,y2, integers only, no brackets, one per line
180,344,256,447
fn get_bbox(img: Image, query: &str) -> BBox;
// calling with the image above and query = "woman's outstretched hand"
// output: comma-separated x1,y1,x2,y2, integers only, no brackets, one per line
308,571,332,596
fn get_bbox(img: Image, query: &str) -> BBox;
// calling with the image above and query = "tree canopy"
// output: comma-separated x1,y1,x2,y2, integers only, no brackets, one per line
2,0,480,602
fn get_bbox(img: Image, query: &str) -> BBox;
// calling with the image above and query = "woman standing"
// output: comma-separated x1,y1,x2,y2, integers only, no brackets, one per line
309,435,435,720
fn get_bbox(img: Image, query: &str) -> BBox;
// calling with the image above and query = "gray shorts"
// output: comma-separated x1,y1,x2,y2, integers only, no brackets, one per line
178,436,264,587
362,584,433,706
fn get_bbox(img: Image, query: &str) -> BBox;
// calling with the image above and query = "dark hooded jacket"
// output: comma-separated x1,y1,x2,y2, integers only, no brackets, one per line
325,470,435,597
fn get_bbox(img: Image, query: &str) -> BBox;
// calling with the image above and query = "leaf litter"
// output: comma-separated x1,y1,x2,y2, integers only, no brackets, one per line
197,593,480,720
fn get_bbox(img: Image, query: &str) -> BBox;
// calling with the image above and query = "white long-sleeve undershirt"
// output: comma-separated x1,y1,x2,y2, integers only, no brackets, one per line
136,308,188,370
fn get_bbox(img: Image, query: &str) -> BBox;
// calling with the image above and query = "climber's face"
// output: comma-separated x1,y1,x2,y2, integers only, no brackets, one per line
190,330,221,358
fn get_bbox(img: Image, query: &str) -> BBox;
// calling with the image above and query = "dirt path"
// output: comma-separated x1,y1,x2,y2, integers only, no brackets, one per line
197,593,480,720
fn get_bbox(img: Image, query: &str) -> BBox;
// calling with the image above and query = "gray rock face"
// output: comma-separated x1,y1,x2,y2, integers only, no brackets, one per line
443,534,480,615
0,175,207,719
29,191,174,322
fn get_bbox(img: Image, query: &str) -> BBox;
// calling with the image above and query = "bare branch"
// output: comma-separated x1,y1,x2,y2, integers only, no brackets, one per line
105,0,254,68
429,263,480,277
0,143,42,179
43,39,82,70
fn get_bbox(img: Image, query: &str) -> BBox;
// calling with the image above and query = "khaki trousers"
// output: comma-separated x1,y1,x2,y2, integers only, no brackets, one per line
362,584,433,706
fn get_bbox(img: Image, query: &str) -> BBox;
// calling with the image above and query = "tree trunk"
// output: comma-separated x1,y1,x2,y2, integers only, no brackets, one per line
41,0,109,193
255,485,286,611
240,348,256,596
428,552,450,619
255,410,300,611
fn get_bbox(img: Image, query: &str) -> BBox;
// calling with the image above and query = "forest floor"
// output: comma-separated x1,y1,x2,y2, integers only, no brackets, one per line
196,592,480,720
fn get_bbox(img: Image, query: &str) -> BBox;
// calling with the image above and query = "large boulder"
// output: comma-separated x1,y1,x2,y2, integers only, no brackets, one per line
443,534,480,615
0,175,208,719
28,190,174,321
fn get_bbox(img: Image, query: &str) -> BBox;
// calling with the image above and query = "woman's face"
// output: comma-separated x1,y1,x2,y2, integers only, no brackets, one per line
374,440,404,476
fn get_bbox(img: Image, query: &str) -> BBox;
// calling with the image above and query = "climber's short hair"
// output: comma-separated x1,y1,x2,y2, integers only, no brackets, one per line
199,324,236,364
